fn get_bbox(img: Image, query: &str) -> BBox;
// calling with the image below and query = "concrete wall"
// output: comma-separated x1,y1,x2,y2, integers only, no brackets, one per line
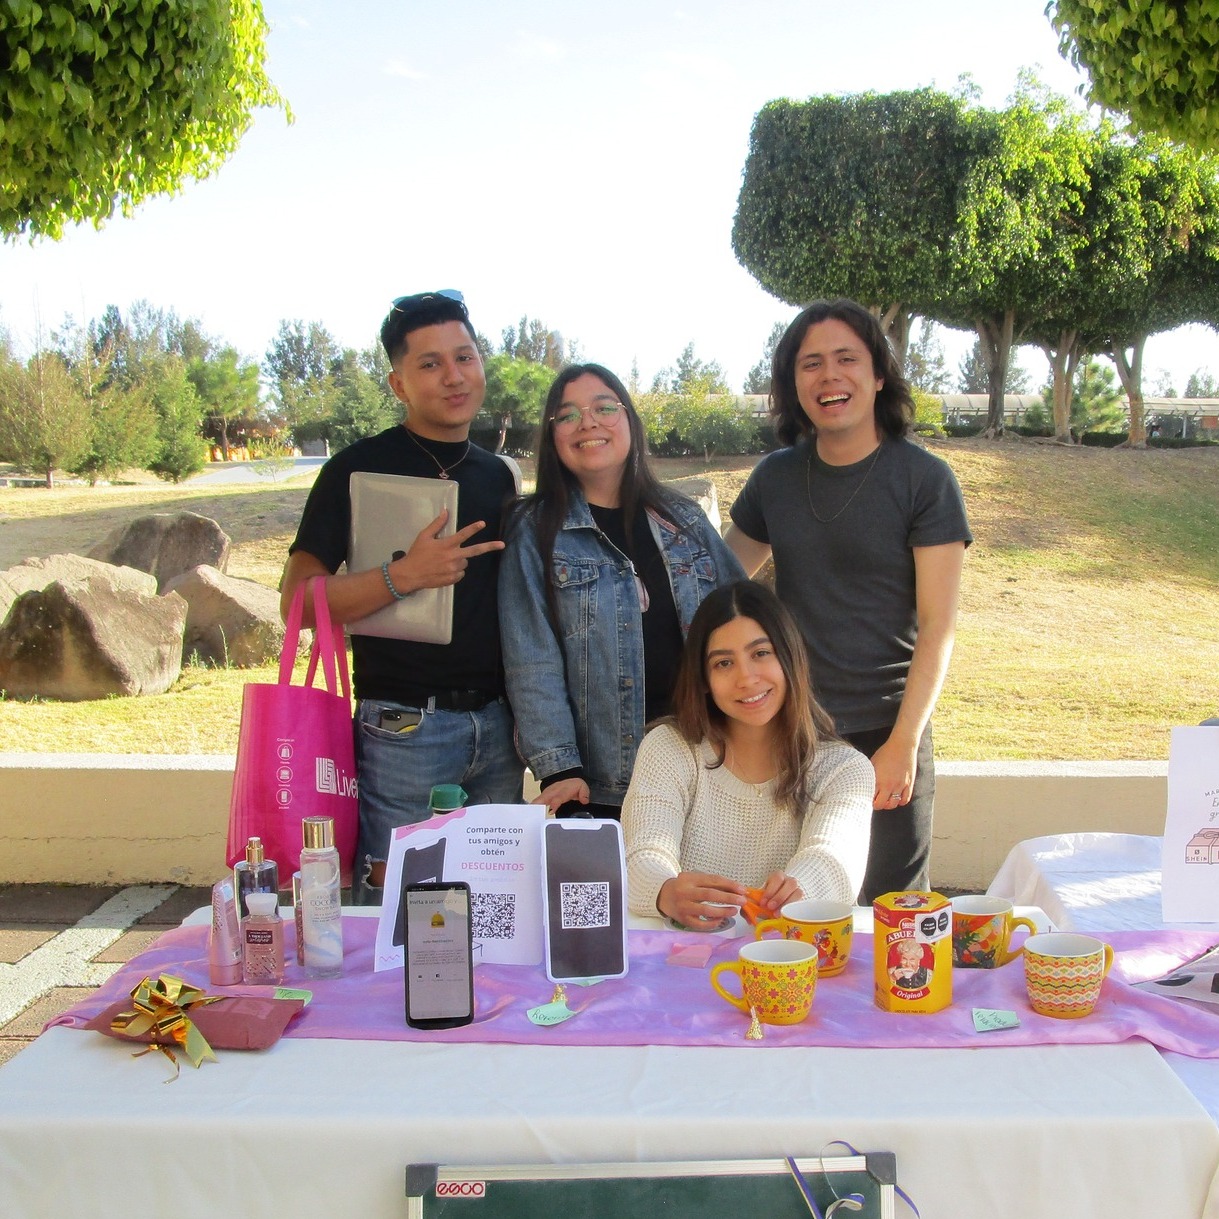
0,754,1169,890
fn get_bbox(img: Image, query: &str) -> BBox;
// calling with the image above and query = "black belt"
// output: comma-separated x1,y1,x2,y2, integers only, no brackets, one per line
399,688,498,713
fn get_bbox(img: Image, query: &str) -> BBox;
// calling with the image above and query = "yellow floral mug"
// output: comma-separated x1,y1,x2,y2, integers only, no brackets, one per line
754,900,853,977
951,896,1037,968
1023,932,1114,1019
710,940,818,1025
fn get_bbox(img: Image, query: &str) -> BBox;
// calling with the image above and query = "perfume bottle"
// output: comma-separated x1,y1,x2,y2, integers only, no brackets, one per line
300,816,344,979
242,891,285,985
234,836,279,920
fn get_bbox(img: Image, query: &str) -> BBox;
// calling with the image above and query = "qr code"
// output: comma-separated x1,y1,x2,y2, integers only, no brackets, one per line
559,881,610,930
471,891,516,940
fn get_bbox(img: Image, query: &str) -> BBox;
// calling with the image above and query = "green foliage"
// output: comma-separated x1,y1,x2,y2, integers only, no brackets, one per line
499,317,570,369
910,389,946,435
189,345,260,460
1050,1,1219,151
0,346,90,486
906,319,951,393
733,88,977,349
481,354,553,452
1,0,288,239
263,320,342,443
957,338,1031,393
636,382,758,459
1031,355,1126,434
327,349,400,451
148,358,205,483
1184,369,1219,397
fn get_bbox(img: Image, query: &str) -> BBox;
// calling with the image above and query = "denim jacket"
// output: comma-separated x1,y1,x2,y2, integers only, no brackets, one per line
499,491,744,806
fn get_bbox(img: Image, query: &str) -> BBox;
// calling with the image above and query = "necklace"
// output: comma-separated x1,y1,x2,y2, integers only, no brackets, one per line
806,442,882,524
405,428,470,479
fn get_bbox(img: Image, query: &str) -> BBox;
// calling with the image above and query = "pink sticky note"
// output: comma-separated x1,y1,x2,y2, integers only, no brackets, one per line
668,941,715,968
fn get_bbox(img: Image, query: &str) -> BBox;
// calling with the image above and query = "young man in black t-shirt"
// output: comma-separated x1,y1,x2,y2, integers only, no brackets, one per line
282,291,522,902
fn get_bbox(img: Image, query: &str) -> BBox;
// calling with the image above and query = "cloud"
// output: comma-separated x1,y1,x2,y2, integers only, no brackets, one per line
383,58,428,81
509,33,565,61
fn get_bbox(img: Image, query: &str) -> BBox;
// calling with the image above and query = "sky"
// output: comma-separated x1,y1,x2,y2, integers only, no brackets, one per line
2,0,1218,395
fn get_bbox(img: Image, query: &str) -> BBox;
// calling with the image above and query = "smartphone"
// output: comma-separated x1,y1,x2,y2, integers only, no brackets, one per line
403,881,474,1029
392,839,448,948
379,708,422,733
542,819,628,982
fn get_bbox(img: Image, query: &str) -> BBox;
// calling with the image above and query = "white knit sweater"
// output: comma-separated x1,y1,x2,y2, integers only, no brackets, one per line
622,723,873,915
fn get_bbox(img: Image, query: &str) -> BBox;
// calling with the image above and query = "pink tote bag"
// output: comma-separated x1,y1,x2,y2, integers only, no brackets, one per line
226,578,358,883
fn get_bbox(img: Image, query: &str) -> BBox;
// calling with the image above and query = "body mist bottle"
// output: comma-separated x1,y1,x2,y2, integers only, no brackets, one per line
300,816,344,979
234,836,279,920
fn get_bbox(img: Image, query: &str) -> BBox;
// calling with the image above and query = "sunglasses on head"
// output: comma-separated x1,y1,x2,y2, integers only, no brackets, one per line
391,289,466,316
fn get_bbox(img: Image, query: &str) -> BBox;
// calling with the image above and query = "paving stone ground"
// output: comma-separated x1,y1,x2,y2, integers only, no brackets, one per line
0,884,212,1066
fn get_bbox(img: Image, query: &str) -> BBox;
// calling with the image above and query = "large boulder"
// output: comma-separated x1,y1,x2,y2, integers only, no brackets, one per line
0,554,157,624
0,579,187,700
664,476,722,532
87,511,231,591
163,565,307,667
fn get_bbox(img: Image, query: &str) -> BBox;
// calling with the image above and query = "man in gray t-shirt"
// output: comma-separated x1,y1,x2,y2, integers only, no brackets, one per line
727,299,971,903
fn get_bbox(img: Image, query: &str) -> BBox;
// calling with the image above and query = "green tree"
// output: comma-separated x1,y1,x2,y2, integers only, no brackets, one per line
264,320,342,445
943,81,1093,434
1,1,287,239
1049,1,1219,151
743,322,785,394
905,318,951,393
189,345,260,461
500,317,569,369
1030,356,1125,435
1090,138,1219,444
0,347,90,487
327,349,401,452
957,338,1031,394
481,355,553,453
148,357,205,483
1184,370,1219,398
733,88,978,358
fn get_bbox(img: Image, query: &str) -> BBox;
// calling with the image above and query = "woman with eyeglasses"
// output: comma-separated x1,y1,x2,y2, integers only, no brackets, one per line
500,363,743,819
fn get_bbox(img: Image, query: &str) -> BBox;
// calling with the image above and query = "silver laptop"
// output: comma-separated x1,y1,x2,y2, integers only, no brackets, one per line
347,471,458,644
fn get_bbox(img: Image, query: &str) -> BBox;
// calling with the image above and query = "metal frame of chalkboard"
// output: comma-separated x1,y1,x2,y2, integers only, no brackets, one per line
406,1153,897,1218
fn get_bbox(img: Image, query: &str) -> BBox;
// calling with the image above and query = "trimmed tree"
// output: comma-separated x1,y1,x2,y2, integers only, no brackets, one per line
1049,1,1219,151
733,88,977,358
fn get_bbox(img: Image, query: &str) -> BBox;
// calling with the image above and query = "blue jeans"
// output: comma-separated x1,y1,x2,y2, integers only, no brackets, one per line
352,696,523,904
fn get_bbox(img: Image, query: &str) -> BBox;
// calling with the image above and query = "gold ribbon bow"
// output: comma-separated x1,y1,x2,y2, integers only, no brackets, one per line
111,974,226,1078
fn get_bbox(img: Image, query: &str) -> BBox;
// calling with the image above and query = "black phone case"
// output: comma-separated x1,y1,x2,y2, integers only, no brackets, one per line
403,881,474,1029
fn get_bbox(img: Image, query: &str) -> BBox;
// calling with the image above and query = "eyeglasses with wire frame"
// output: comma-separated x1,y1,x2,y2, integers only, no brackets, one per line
551,401,626,431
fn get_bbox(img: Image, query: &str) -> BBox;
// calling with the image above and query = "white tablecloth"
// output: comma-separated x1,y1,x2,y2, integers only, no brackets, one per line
1,1028,1217,1219
986,832,1197,933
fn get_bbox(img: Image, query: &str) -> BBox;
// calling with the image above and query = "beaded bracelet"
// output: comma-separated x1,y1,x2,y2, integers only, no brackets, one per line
381,560,409,601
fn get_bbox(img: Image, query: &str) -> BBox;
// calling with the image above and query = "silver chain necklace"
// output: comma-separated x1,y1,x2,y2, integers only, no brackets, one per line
806,443,882,523
405,428,470,479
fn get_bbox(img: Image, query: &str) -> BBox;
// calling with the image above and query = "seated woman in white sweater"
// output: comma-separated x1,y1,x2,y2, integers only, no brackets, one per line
623,580,873,928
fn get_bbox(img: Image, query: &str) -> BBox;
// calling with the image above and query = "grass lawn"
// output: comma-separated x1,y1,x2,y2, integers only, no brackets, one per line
0,438,1215,761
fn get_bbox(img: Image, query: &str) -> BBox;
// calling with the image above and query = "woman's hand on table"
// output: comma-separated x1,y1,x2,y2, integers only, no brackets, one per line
657,872,746,930
533,778,590,815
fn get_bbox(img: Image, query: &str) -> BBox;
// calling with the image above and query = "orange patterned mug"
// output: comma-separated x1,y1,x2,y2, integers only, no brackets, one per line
710,940,818,1025
951,896,1037,968
1023,932,1114,1019
755,900,854,977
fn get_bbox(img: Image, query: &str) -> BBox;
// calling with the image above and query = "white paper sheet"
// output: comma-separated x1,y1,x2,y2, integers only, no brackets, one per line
1162,727,1219,924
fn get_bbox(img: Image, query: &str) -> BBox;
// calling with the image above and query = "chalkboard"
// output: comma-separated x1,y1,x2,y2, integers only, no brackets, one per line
406,1153,896,1218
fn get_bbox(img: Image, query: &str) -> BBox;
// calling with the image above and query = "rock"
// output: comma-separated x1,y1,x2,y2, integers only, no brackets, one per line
0,554,157,625
0,579,187,700
664,476,722,532
87,512,231,590
162,565,308,667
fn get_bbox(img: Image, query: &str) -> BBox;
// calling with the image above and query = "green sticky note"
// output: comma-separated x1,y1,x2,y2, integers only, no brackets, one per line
527,1001,578,1027
274,987,313,1006
972,1007,1020,1032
